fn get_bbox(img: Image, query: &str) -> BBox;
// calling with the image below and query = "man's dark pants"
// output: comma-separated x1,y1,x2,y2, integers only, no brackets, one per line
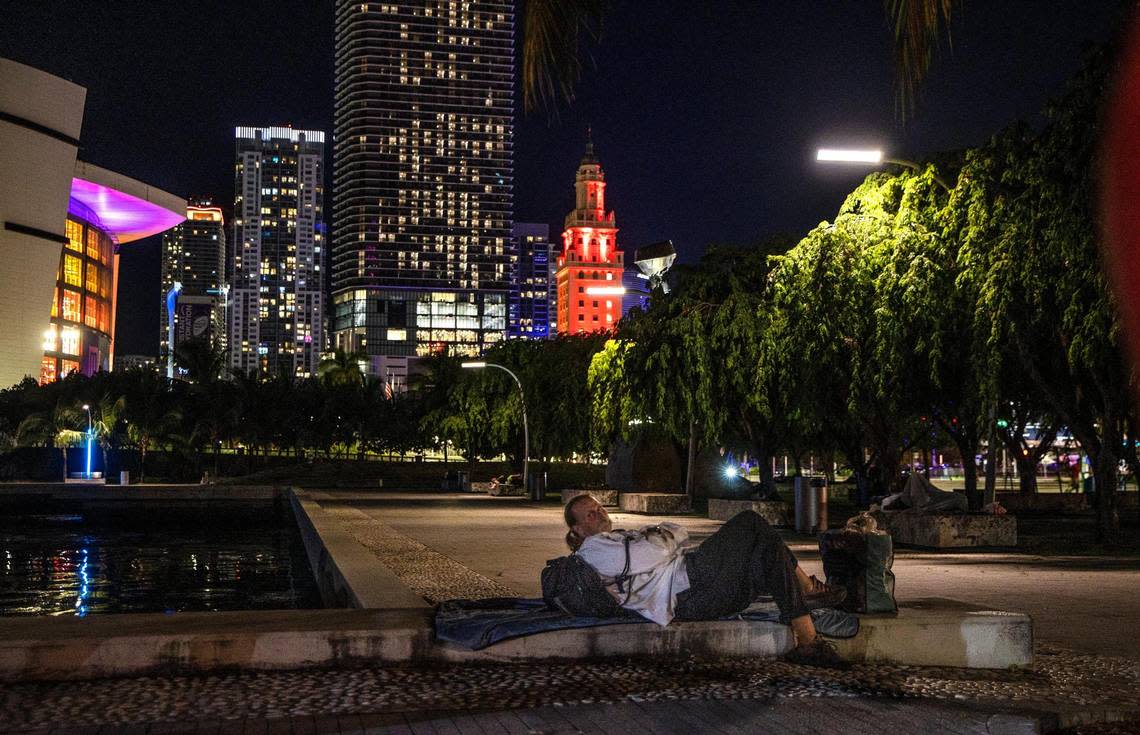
674,510,809,624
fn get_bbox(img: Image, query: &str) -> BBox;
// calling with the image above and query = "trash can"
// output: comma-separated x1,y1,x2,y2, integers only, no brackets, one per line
793,476,818,533
456,470,470,492
811,477,829,532
120,470,130,486
528,471,546,501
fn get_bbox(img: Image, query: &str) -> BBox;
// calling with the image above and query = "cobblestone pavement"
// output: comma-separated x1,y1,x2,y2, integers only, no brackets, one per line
2,647,1139,733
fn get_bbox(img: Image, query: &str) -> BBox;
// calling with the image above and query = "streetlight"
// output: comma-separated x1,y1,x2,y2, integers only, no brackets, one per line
816,147,951,191
461,361,529,493
81,404,93,480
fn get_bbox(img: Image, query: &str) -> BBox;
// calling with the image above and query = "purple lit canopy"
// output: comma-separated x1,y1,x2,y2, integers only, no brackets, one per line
68,163,185,244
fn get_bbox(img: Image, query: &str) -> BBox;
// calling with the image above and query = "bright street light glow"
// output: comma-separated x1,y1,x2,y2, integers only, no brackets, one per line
584,286,626,295
816,148,883,164
82,404,90,410
461,361,487,369
723,465,738,479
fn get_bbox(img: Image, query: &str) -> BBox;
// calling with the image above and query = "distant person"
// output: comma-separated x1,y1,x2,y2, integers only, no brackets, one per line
562,495,848,668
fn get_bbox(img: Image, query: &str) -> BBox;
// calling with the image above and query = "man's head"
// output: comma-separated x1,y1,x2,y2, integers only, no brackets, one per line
563,495,612,550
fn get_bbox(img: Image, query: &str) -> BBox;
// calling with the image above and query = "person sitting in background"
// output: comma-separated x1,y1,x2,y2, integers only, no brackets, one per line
562,495,848,668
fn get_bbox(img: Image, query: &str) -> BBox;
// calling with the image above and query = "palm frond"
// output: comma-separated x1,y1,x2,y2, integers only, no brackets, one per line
886,0,957,119
521,0,609,114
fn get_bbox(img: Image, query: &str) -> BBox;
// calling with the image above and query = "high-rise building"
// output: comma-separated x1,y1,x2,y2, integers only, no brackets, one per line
331,0,514,361
229,126,326,378
160,199,226,358
509,223,555,339
555,139,625,334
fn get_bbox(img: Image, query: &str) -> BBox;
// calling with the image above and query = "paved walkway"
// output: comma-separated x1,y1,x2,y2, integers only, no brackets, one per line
316,491,1140,659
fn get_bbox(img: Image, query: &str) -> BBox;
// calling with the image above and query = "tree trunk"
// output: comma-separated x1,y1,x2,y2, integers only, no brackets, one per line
139,442,148,484
983,442,997,507
1016,456,1039,496
1092,448,1122,545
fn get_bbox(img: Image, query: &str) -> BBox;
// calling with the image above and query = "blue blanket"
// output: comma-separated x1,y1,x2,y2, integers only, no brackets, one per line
434,597,859,650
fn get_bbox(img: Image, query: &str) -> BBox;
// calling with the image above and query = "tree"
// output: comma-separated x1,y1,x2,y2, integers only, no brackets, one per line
956,45,1132,541
16,397,85,479
317,348,367,388
120,370,181,483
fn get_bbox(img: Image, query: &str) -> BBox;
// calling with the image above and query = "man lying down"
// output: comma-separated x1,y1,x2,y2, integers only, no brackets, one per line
562,495,849,668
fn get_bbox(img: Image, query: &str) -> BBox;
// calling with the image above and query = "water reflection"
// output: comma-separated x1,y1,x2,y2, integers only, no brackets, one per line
0,507,321,616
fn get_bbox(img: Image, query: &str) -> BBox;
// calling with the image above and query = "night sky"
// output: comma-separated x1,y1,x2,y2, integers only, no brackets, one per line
0,1,1124,356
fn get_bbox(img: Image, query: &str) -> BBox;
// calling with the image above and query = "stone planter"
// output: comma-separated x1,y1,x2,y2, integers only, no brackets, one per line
559,488,620,507
707,498,792,527
883,510,1017,548
619,492,690,514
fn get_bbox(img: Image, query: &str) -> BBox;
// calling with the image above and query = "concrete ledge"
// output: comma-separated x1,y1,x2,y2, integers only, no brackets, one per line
0,599,1030,681
707,498,792,527
884,511,1017,548
0,483,288,501
833,599,1033,669
560,488,619,507
619,493,690,514
290,491,429,610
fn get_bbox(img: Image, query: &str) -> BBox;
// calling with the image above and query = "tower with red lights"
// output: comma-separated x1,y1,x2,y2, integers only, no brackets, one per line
556,137,624,334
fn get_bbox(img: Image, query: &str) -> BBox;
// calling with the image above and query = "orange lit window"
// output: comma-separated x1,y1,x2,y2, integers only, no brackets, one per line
65,220,83,253
50,288,59,317
86,228,101,260
84,296,98,328
99,302,111,332
61,290,81,322
39,357,57,385
100,269,111,298
62,254,82,287
60,359,80,378
85,262,99,293
100,237,112,266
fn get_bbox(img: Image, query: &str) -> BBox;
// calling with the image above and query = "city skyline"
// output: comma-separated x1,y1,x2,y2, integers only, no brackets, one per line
0,1,1122,356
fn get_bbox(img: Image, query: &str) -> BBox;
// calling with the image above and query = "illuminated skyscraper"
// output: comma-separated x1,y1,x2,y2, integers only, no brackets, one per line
160,199,226,358
509,223,555,339
331,0,513,361
230,126,326,377
556,139,624,334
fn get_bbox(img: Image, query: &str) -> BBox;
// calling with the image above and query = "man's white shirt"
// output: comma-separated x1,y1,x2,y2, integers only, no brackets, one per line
576,523,693,626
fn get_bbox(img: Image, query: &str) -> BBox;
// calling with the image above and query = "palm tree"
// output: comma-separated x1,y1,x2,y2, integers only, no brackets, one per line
16,399,85,480
317,348,368,388
173,337,227,384
93,393,126,478
120,370,181,483
520,0,955,117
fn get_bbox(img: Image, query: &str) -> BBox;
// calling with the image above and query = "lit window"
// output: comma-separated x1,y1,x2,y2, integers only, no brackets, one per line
39,357,56,385
60,326,81,356
85,296,98,328
60,359,80,378
61,290,81,322
65,220,83,252
387,328,407,341
63,255,82,287
86,229,101,260
86,263,99,293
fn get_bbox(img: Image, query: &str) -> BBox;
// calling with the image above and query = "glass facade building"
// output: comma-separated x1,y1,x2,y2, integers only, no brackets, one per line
40,206,116,383
160,201,226,357
331,0,514,359
509,223,555,339
229,126,326,377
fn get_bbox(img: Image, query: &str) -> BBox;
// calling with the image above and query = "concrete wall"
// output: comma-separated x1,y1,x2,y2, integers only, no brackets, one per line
0,58,86,388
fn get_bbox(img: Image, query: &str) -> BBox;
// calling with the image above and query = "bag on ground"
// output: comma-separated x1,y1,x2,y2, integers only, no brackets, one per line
819,528,897,614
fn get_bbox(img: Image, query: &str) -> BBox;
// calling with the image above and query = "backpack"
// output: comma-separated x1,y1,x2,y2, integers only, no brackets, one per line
541,536,634,618
819,529,898,614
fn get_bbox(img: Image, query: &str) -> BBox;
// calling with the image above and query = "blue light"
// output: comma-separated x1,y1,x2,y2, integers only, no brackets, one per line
85,430,92,479
723,465,738,479
75,547,90,617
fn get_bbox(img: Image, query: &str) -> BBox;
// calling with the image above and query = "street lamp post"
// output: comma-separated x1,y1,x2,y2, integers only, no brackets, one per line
816,148,952,191
81,403,93,480
461,361,529,494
